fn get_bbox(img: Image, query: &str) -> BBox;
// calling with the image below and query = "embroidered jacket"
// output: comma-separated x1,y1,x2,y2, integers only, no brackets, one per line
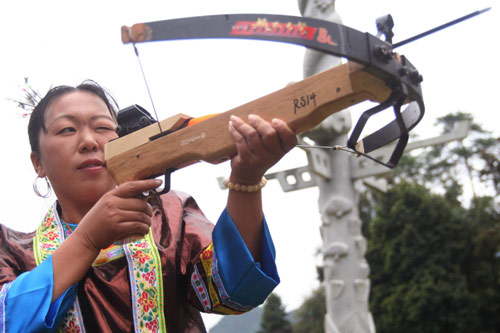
0,190,279,332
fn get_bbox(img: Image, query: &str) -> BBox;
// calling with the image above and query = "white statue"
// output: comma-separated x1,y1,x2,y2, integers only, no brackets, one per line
298,1,376,332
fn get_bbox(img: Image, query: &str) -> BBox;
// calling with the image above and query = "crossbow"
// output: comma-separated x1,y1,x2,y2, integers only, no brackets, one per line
104,13,426,189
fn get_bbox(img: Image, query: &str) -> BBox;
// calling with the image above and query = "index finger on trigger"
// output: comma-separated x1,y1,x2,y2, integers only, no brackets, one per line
114,179,163,198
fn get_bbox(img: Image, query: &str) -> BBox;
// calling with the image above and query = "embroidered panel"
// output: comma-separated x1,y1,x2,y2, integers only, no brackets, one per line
59,222,125,267
34,203,87,333
192,244,253,315
124,230,166,332
93,245,125,266
191,265,212,312
33,202,166,332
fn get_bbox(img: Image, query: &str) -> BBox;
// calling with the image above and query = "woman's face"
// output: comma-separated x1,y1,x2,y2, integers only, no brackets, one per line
31,91,118,206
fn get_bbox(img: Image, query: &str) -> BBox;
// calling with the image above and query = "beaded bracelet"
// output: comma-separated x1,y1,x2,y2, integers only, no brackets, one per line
222,177,267,192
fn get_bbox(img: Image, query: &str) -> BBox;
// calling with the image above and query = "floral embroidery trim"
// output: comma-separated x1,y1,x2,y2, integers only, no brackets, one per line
92,245,125,267
199,244,220,308
194,245,253,314
33,204,63,265
124,229,166,333
57,304,86,333
58,223,125,267
191,266,212,312
33,202,166,333
0,282,13,333
210,253,228,301
34,203,86,333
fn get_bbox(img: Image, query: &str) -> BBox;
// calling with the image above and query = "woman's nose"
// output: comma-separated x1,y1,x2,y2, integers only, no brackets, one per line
79,130,98,152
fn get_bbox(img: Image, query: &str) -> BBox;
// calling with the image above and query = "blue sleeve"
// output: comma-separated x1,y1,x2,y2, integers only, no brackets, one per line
212,208,279,307
2,255,78,332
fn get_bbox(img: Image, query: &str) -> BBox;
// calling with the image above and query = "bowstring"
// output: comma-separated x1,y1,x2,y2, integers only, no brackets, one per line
130,37,163,133
296,144,361,157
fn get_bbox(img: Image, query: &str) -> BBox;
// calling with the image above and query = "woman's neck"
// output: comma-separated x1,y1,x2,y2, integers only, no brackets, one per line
57,197,94,224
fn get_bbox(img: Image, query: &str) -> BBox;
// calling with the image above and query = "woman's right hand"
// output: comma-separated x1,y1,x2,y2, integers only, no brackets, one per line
72,179,162,252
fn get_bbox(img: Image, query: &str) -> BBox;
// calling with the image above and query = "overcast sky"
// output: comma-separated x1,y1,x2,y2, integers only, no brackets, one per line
0,0,497,329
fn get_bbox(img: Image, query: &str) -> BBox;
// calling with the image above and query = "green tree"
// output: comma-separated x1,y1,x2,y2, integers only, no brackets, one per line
293,286,326,333
296,112,500,332
364,109,500,329
463,196,500,330
394,112,500,201
391,113,500,330
367,182,483,332
258,293,292,333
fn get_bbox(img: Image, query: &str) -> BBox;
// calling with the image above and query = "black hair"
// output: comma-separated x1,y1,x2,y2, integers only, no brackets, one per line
28,80,119,156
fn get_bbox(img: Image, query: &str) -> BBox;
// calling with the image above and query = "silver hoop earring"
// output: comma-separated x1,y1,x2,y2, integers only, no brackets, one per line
33,176,52,198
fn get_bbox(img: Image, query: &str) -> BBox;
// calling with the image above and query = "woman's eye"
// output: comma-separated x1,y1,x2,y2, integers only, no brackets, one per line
96,126,114,131
58,127,75,134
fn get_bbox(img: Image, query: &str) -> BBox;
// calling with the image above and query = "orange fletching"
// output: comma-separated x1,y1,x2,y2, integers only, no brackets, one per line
187,114,220,126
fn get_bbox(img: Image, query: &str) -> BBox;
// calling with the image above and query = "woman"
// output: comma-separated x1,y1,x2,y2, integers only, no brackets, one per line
0,81,297,332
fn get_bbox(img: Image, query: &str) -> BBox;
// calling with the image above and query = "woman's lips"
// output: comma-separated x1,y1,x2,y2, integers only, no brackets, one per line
78,159,104,171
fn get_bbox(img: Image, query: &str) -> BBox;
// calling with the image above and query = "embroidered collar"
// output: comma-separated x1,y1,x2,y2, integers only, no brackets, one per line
33,202,166,332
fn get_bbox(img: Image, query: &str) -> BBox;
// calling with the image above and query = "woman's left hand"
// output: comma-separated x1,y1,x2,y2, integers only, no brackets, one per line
228,114,297,184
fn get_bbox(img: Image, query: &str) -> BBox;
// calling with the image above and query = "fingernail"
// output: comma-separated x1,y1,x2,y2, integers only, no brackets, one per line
272,118,280,126
154,179,163,186
248,114,257,125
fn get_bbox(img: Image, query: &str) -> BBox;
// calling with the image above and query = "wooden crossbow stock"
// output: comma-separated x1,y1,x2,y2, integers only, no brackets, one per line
104,14,425,189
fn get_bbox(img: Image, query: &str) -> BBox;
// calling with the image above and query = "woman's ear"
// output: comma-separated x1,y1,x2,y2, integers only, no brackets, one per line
30,152,46,178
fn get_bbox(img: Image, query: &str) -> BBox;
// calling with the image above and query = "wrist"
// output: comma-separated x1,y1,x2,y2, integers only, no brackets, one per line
71,229,102,255
223,177,267,192
228,171,264,184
